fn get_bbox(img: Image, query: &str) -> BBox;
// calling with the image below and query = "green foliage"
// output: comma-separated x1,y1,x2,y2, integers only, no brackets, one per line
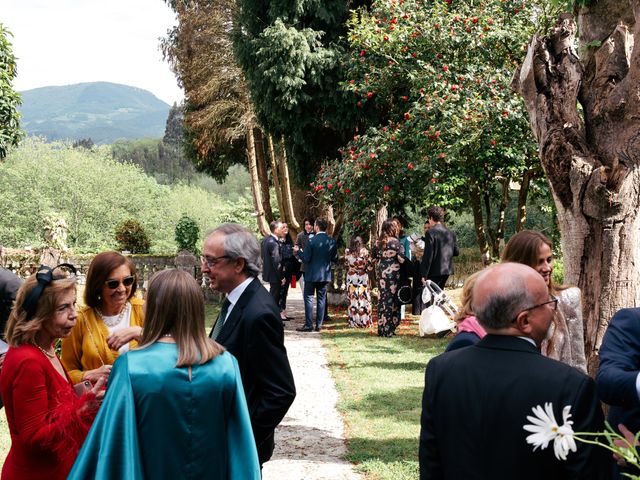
0,139,256,253
111,138,197,185
315,0,553,235
234,0,355,182
175,215,200,253
0,24,23,159
114,219,151,254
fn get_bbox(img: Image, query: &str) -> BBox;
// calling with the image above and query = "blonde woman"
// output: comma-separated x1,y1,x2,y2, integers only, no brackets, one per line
0,264,104,480
445,271,486,352
70,269,260,479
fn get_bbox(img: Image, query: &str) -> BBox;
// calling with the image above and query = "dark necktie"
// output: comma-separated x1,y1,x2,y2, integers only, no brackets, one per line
212,298,230,340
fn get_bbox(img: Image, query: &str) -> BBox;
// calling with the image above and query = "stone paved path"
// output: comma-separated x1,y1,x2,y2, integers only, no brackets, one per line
263,283,362,480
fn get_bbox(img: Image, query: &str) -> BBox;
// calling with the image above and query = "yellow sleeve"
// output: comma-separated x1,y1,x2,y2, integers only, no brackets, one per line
61,307,89,384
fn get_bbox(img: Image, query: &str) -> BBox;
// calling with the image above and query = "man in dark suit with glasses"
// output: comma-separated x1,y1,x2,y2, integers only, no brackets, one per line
202,224,295,468
419,263,610,479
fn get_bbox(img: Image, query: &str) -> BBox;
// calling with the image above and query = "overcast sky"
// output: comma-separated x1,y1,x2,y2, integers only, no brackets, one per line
2,0,183,105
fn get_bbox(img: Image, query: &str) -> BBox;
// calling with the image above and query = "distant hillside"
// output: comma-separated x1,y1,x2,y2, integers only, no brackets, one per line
19,82,171,144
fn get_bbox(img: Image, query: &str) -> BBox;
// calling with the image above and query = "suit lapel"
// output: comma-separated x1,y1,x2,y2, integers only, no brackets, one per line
215,278,260,344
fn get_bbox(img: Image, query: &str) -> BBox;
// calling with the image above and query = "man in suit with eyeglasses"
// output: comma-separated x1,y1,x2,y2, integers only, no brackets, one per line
202,223,295,468
419,263,610,480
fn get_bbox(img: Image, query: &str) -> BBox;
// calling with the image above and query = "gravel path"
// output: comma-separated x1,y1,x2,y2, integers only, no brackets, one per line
263,284,362,480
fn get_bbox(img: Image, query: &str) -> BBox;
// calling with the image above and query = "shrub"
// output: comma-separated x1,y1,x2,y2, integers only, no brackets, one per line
115,219,151,253
175,215,200,253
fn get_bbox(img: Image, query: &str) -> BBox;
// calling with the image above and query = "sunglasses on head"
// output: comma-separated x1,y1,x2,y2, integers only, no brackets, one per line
104,276,135,289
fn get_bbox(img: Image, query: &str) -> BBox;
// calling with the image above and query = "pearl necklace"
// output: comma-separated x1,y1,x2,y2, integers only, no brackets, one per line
37,345,56,359
97,302,129,328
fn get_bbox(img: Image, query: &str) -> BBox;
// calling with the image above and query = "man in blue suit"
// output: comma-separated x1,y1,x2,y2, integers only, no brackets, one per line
597,307,640,477
294,218,337,332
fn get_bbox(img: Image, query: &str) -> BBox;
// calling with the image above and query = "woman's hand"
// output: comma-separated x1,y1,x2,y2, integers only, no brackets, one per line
82,365,112,383
106,326,143,350
91,376,107,403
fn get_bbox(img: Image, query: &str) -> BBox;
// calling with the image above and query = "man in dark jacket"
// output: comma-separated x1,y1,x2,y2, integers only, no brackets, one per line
261,220,285,307
204,224,295,466
420,263,611,479
420,206,459,289
294,218,337,332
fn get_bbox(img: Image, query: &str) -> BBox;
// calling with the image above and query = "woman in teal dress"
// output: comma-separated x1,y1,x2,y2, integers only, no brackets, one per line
69,269,260,479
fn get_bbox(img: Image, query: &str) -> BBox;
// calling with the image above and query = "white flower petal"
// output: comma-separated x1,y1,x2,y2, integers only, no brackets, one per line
523,403,576,460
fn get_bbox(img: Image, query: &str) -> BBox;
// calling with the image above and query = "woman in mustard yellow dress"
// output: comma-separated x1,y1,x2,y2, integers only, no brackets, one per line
61,252,144,385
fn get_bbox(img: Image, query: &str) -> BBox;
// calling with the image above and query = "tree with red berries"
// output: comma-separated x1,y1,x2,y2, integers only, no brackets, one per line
514,1,640,372
316,0,558,256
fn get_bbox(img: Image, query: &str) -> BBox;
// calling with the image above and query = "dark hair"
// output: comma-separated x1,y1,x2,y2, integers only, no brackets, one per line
84,252,137,308
315,218,328,232
269,220,282,233
380,219,399,239
501,230,561,293
427,206,444,223
349,236,363,253
303,217,314,226
392,217,405,238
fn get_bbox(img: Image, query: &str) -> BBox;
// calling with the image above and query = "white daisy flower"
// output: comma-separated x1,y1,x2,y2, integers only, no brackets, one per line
523,403,576,460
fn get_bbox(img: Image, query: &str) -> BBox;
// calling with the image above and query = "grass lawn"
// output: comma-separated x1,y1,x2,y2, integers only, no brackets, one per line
322,307,450,480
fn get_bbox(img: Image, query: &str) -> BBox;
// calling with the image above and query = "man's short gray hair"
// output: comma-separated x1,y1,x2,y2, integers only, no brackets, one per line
472,274,536,330
206,224,261,277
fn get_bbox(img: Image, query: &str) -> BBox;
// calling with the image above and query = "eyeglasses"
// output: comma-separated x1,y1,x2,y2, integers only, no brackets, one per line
201,255,230,268
104,276,135,289
512,295,558,322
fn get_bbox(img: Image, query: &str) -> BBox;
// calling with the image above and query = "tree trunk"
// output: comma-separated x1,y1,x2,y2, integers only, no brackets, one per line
469,185,491,265
246,126,270,236
483,192,495,255
267,135,285,221
253,127,274,223
278,137,301,234
514,6,640,374
516,168,533,231
494,176,511,257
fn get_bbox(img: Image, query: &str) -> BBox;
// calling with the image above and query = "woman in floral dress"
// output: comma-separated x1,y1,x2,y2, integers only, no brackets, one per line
344,236,372,328
373,220,406,337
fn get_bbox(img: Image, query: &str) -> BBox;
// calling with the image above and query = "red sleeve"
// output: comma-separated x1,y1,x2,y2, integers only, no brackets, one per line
10,353,97,459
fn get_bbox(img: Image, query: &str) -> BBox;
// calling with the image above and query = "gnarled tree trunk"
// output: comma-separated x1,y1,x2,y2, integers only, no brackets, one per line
277,137,301,234
246,125,270,236
253,128,274,224
514,4,640,374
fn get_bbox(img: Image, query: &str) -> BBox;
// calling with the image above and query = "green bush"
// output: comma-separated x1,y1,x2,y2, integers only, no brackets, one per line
115,219,151,253
175,215,200,253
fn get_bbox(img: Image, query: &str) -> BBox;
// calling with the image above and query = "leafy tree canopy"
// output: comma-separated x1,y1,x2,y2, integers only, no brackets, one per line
234,0,357,182
0,139,255,253
315,0,556,234
0,24,23,159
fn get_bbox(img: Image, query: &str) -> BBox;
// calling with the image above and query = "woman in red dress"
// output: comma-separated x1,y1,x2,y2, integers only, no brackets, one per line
0,264,105,480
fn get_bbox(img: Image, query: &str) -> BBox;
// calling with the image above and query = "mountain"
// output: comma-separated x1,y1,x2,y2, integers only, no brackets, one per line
19,82,171,144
